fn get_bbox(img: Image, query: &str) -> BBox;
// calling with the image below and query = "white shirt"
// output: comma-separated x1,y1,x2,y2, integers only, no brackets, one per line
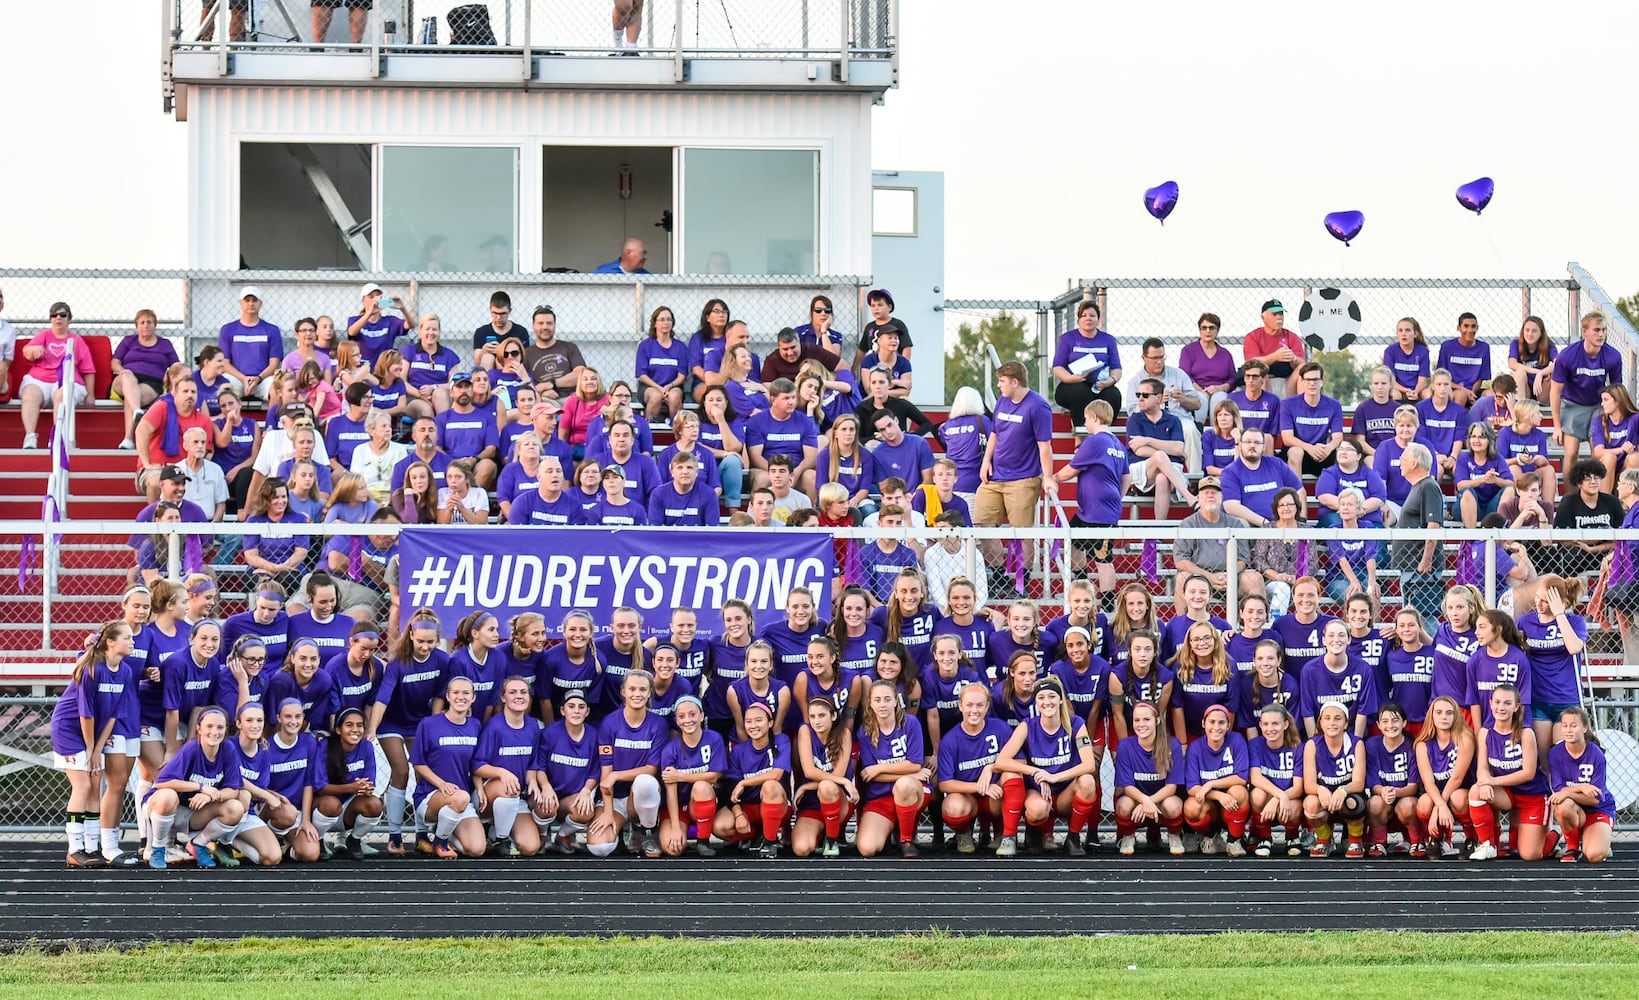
350,439,410,502
438,486,490,517
180,458,230,515
254,428,331,477
1127,364,1204,421
0,318,17,362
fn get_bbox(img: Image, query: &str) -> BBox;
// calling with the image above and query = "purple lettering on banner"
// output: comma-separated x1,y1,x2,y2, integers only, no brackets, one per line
397,527,835,637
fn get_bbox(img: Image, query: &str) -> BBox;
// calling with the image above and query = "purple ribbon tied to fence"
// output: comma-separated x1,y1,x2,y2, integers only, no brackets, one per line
18,495,62,591
1294,540,1310,580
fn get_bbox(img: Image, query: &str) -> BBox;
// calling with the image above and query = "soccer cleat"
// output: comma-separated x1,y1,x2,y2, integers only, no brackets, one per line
67,850,102,868
1167,832,1185,856
1116,835,1135,856
1408,842,1428,860
210,842,240,868
695,840,717,858
641,826,661,859
355,838,381,858
1391,840,1410,856
1309,843,1329,858
758,840,780,860
1023,826,1044,855
1561,849,1583,864
107,851,144,868
1200,833,1222,856
899,840,919,859
416,835,438,856
387,833,405,857
1366,843,1386,858
954,832,976,855
1254,839,1273,858
821,836,841,858
995,836,1018,858
1063,831,1085,857
1225,837,1247,858
148,847,168,869
1345,840,1365,860
1439,840,1461,859
1469,842,1498,861
433,838,458,860
551,835,577,856
188,841,217,868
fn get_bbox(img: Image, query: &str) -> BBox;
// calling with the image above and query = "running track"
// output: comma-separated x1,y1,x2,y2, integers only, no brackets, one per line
4,845,1636,940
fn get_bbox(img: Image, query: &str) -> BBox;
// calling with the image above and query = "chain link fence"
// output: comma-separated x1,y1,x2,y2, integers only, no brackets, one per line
3,520,1639,836
0,270,867,397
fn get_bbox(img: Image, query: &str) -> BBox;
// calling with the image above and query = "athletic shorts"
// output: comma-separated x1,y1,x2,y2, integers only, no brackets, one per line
1508,792,1548,827
375,724,415,742
53,749,91,772
20,374,86,406
1586,811,1614,828
1561,401,1597,440
311,0,372,8
860,789,930,821
140,724,170,744
1070,516,1114,563
1531,701,1579,723
413,797,477,827
102,734,140,757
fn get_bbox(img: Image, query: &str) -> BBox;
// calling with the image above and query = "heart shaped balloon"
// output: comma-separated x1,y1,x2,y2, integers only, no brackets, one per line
1456,177,1495,215
1323,210,1365,246
1143,181,1179,224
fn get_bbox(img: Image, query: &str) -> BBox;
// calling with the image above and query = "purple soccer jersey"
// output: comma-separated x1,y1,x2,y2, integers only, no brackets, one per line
704,637,751,720
1298,655,1378,727
1365,734,1420,790
373,650,449,737
287,610,356,660
162,652,218,726
1431,624,1478,703
410,712,482,807
535,721,598,795
1114,735,1185,796
937,718,1014,784
760,620,828,688
148,739,243,801
259,731,322,804
836,626,885,679
1547,741,1616,817
933,616,992,678
1020,714,1088,773
856,716,926,800
1307,732,1361,790
921,665,985,734
1231,671,1301,730
660,729,727,777
1516,612,1587,706
870,604,938,669
1385,646,1435,723
445,646,507,717
1249,737,1303,792
1271,613,1337,665
1049,657,1113,727
726,735,791,804
1481,727,1548,796
539,644,600,712
596,710,670,797
474,713,545,783
1182,732,1250,788
1464,646,1533,727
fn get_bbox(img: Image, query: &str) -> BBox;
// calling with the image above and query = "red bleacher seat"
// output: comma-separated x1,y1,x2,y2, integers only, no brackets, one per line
2,334,114,404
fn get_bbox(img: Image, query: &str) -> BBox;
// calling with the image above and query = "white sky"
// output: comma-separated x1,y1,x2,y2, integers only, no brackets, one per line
2,0,1635,305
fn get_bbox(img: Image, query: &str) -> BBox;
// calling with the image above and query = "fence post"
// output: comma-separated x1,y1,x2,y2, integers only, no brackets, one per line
1482,537,1496,609
1225,533,1239,627
1035,305,1050,398
167,531,182,582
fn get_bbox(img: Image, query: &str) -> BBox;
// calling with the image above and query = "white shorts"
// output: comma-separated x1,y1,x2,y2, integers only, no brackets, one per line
268,816,301,837
233,814,269,836
413,797,477,827
20,374,87,405
102,734,140,757
140,724,170,744
54,750,91,772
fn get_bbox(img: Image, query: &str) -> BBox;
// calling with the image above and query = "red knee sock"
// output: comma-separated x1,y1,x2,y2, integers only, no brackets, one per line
941,807,974,833
1001,780,1026,837
977,809,994,840
820,798,843,839
1069,796,1097,835
761,803,787,842
1251,816,1272,841
1460,818,1478,843
1565,825,1582,852
1371,824,1389,846
691,797,716,831
1187,815,1215,835
1406,817,1425,844
1085,784,1101,836
895,800,921,844
1162,813,1183,833
1224,806,1249,839
1543,828,1560,856
1284,823,1301,842
1115,814,1137,837
1470,801,1495,844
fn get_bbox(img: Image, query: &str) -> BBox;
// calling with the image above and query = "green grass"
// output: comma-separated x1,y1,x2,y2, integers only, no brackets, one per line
3,932,1638,999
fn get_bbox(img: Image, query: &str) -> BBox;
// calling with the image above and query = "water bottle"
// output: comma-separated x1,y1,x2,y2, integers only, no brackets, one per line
419,16,438,45
496,385,511,413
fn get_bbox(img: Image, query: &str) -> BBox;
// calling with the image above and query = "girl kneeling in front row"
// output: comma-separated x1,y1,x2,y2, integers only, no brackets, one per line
144,707,245,869
1303,703,1366,858
1113,700,1185,856
1549,706,1615,864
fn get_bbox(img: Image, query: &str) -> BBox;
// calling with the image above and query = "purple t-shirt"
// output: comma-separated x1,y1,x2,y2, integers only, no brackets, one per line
474,713,545,783
406,345,461,389
1202,431,1237,473
1182,732,1249,787
1230,670,1300,730
1548,742,1616,816
444,647,507,717
265,668,337,728
1114,735,1185,796
348,314,407,365
745,410,818,460
1315,464,1387,527
373,651,448,734
1552,343,1623,407
218,319,284,376
1385,645,1435,722
1173,665,1233,738
936,719,1013,784
725,736,791,802
409,713,481,806
80,660,141,741
1496,426,1549,467
1455,453,1512,503
861,543,920,603
1414,397,1464,458
1370,434,1435,504
1279,393,1344,446
436,407,500,460
1591,412,1639,452
1482,726,1548,795
1177,341,1236,389
149,739,243,801
1220,457,1302,521
1020,714,1087,772
1299,655,1378,726
1052,328,1122,378
1436,338,1492,390
243,513,311,567
646,481,719,526
326,653,382,721
1365,734,1420,789
1273,614,1337,665
390,450,451,492
507,488,587,526
1431,624,1478,703
115,335,180,381
937,415,991,492
1226,389,1279,437
536,721,598,794
931,617,991,679
1516,611,1586,706
815,447,874,495
636,337,690,388
595,710,672,797
1308,733,1362,790
910,488,971,526
1249,736,1303,790
659,729,726,776
589,497,649,527
1068,430,1129,524
856,716,925,800
1383,341,1430,390
162,651,218,723
869,434,934,487
1464,645,1533,726
1351,397,1400,450
325,412,370,469
990,390,1053,482
1049,657,1112,726
286,611,355,660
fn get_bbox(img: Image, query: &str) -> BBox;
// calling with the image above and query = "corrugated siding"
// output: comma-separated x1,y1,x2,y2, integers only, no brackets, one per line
185,86,873,274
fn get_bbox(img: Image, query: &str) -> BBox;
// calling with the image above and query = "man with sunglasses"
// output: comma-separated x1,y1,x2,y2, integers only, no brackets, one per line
346,282,414,366
522,305,585,401
1125,337,1203,474
1226,359,1280,454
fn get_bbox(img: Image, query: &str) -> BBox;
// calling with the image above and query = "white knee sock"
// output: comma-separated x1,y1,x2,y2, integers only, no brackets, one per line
83,818,102,855
491,797,523,839
101,824,122,859
350,813,380,841
237,840,262,863
195,818,235,845
134,779,153,844
556,816,586,840
65,813,84,853
385,786,407,835
436,805,463,840
150,811,175,851
312,810,341,839
587,840,618,857
631,775,661,828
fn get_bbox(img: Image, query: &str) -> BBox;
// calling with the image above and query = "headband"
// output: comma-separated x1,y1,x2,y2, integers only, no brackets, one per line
256,589,284,602
674,695,704,713
188,578,218,595
277,698,305,714
122,584,151,600
289,638,320,654
743,701,775,720
1202,704,1232,724
333,707,365,727
198,706,229,723
1063,626,1093,644
651,642,679,659
411,620,441,633
352,631,381,643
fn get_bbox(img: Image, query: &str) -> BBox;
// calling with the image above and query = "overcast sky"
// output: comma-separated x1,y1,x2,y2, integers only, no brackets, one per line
3,0,1634,306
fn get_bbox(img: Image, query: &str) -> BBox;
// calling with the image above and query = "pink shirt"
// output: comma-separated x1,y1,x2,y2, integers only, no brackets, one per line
24,331,97,387
559,393,610,446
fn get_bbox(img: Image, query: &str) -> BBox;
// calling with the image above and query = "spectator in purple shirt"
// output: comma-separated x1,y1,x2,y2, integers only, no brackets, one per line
977,362,1057,577
1508,314,1557,403
1178,312,1238,428
1054,400,1130,595
1435,312,1490,406
1552,311,1623,474
112,309,181,449
868,408,935,488
1050,300,1123,430
1221,427,1303,527
1352,367,1401,460
1225,359,1280,452
1415,370,1465,480
1383,317,1432,402
1591,385,1639,492
346,282,414,366
217,286,284,402
1280,362,1344,477
435,371,501,489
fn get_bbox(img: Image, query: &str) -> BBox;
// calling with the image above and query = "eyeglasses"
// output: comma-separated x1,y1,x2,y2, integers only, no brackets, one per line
1144,354,1165,362
813,307,832,315
1303,376,1324,383
1189,635,1216,644
1199,324,1219,331
50,312,69,319
240,656,266,665
1134,392,1156,399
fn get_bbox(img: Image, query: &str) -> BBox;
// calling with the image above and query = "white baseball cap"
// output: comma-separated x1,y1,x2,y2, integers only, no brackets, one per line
360,282,385,299
239,285,263,302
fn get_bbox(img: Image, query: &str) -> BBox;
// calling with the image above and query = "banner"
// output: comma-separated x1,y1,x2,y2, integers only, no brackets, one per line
397,527,835,637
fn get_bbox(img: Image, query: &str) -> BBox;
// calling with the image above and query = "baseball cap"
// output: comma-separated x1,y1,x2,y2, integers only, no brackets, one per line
450,370,473,384
602,464,626,480
360,282,385,299
159,465,189,484
1261,299,1284,314
561,690,590,709
1196,476,1221,493
239,285,263,302
531,401,561,419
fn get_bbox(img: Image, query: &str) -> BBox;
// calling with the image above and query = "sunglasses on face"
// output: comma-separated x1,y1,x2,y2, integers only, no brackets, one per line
504,350,521,358
1135,392,1156,399
50,312,69,319
813,307,832,315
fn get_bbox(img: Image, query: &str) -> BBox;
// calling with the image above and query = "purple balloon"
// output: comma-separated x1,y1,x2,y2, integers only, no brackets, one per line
1456,177,1494,215
1323,210,1365,246
1143,181,1179,224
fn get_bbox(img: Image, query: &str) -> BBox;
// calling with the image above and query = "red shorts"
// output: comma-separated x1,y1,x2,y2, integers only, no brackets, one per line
1508,792,1548,827
861,789,930,821
1586,811,1614,829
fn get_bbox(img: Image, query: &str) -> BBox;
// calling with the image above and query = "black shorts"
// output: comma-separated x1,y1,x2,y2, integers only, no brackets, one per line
132,374,166,397
1070,516,1115,564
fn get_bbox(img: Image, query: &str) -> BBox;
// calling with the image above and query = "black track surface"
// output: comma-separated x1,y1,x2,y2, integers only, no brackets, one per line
4,844,1636,940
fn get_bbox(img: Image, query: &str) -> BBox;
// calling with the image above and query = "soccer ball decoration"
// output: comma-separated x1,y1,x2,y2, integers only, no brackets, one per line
1298,287,1361,353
